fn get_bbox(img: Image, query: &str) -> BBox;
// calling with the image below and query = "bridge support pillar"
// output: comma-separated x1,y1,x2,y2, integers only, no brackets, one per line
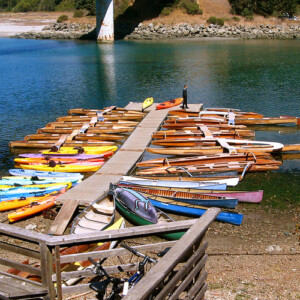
96,0,114,42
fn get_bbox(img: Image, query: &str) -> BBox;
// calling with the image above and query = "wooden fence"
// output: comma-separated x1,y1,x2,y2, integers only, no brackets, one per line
0,208,220,299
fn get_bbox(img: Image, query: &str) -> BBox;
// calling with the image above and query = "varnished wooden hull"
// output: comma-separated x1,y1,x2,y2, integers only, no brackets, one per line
136,153,272,168
25,133,124,141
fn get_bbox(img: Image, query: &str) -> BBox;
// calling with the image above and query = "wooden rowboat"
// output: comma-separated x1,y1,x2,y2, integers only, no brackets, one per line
162,123,247,130
71,193,115,234
136,153,272,168
57,114,144,122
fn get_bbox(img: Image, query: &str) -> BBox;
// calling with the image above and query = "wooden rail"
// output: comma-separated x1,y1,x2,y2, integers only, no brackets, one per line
0,208,219,299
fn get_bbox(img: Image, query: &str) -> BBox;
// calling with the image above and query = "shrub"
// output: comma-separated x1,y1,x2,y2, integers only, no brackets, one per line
232,16,240,22
73,9,84,18
216,18,224,26
241,8,253,18
13,0,39,12
207,16,218,24
160,6,173,16
57,14,69,23
181,0,202,15
56,0,75,11
245,15,254,21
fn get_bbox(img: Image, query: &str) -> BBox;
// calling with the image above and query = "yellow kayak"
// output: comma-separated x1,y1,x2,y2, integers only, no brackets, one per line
42,145,118,155
19,164,101,173
0,182,72,190
142,97,154,111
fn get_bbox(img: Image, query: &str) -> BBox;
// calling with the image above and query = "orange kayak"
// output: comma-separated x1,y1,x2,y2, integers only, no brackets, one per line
8,198,56,222
0,189,65,212
156,98,183,110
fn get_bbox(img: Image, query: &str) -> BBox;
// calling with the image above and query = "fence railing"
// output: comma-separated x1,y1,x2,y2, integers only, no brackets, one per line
0,208,220,299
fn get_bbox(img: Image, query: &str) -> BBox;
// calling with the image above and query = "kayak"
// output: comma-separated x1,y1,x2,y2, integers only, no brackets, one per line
8,169,84,179
156,98,183,110
113,187,185,240
14,157,105,165
119,179,227,190
0,178,79,186
0,184,70,201
0,182,72,190
42,145,118,155
0,189,66,211
19,164,101,173
142,97,154,111
8,198,56,222
18,152,114,159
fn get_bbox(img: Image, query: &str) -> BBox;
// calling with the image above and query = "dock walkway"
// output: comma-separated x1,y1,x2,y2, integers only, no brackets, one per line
56,102,202,206
50,103,202,235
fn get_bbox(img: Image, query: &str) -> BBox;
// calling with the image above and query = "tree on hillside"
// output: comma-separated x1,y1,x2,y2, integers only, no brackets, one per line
229,0,298,17
75,0,95,15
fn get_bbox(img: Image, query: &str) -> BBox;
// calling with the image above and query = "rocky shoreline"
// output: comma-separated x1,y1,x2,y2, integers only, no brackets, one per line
13,21,300,40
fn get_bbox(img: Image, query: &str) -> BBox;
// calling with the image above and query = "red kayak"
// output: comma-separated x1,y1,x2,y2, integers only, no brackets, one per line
156,98,183,110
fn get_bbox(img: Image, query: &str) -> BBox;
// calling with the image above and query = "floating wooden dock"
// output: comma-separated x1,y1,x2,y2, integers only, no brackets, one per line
49,102,202,235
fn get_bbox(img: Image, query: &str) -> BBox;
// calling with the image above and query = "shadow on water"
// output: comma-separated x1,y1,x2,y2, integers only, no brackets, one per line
115,0,174,39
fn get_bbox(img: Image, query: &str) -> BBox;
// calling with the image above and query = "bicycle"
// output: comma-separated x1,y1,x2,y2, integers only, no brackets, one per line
88,243,170,299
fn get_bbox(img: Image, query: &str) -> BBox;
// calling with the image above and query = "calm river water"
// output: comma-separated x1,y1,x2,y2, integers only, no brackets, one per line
0,38,299,206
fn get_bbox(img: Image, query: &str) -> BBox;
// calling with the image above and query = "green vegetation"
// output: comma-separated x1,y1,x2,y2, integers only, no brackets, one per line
232,16,240,22
181,0,202,15
57,14,68,22
229,0,299,18
207,16,225,26
73,9,84,18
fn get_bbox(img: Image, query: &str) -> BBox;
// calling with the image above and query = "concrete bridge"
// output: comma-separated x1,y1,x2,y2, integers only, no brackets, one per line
96,0,114,42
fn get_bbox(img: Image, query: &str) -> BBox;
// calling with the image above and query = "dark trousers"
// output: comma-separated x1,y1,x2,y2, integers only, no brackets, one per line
182,97,188,108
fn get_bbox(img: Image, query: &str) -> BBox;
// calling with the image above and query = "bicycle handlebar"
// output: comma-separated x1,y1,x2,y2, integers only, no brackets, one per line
121,243,157,264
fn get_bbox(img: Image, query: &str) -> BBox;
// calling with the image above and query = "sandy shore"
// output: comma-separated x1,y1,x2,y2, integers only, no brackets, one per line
0,13,56,37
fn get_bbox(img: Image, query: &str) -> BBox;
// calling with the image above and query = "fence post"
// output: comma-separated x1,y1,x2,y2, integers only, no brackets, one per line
40,242,56,299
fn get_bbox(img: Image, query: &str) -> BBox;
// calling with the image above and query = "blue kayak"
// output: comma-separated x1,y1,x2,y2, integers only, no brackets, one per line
9,169,84,180
0,185,68,201
149,198,243,226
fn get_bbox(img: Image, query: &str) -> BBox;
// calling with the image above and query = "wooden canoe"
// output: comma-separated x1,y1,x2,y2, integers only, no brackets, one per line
57,114,144,121
25,133,124,141
71,193,115,234
68,107,144,115
162,123,247,130
156,98,183,110
10,140,115,149
152,129,255,139
46,120,138,128
38,126,135,134
235,116,298,125
136,160,281,175
118,184,263,203
136,153,272,168
116,183,238,209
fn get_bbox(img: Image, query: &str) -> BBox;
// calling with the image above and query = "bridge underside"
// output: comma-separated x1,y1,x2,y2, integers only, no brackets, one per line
96,0,114,42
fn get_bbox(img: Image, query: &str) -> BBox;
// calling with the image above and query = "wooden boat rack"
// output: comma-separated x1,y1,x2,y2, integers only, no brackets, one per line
0,208,219,300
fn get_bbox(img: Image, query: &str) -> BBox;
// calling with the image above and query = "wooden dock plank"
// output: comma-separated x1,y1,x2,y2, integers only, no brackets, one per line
50,103,203,235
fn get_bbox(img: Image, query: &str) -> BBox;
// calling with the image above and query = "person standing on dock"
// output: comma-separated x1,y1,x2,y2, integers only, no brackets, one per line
181,84,188,109
228,109,236,125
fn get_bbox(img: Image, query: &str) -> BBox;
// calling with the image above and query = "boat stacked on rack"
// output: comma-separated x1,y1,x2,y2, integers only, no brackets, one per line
2,106,146,223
